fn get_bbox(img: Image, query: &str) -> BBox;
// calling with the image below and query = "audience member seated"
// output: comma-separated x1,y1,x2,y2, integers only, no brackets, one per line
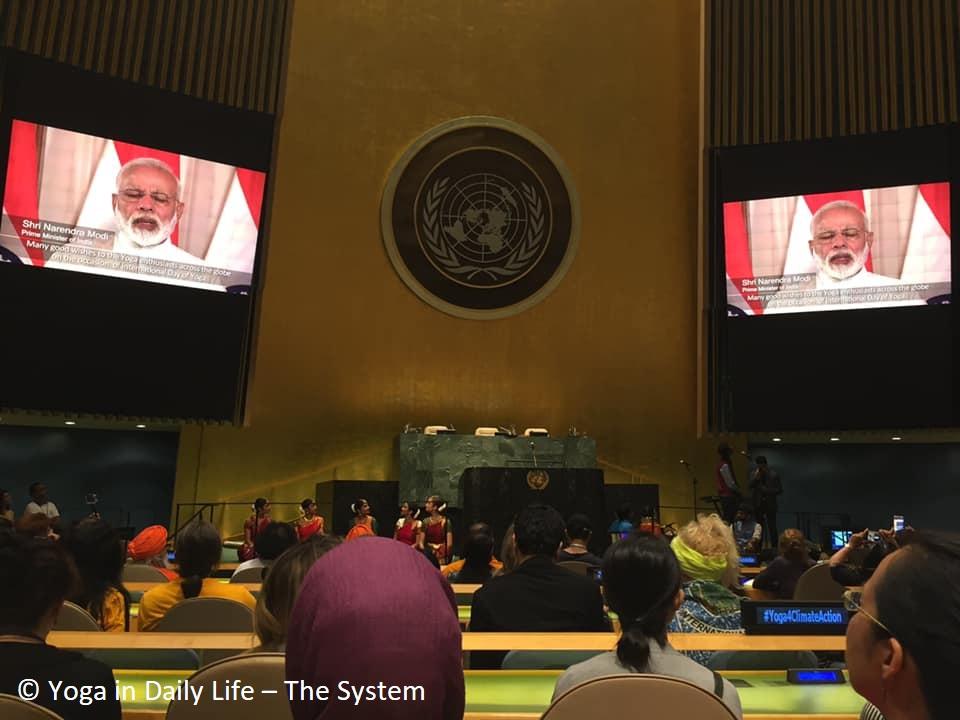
285,537,464,720
449,530,495,584
139,520,256,631
752,528,815,599
845,530,960,720
232,521,298,579
393,500,422,547
0,533,121,720
608,503,635,542
732,504,762,554
296,498,325,542
470,504,608,669
253,534,341,651
62,518,131,632
127,524,178,581
557,513,603,566
345,497,378,541
0,488,13,522
442,522,503,578
668,514,742,666
0,516,13,536
830,528,902,587
552,536,743,717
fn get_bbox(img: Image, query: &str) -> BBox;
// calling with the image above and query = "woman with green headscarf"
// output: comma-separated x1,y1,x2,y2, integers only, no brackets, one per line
667,514,743,666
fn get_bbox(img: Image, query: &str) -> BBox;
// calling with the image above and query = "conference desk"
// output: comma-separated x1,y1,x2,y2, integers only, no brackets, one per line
114,669,863,720
48,631,847,652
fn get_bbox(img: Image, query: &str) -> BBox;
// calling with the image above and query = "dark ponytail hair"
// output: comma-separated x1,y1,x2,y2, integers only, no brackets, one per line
601,535,681,672
62,518,131,630
873,531,960,720
350,498,369,517
0,533,76,632
176,520,222,599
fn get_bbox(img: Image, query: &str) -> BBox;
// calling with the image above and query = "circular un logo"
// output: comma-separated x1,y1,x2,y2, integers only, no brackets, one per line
526,469,550,491
382,117,579,319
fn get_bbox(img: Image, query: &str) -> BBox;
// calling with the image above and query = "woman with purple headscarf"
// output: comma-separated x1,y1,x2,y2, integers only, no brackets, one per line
285,536,464,720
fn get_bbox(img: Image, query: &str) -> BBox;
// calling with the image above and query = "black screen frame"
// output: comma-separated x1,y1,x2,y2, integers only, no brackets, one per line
0,50,275,422
708,124,958,432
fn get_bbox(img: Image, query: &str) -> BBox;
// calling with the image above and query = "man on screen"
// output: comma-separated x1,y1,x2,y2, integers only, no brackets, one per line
807,201,898,289
111,157,199,263
764,200,922,313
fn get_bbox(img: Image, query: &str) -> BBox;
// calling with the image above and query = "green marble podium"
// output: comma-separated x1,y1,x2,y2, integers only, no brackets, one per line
396,433,597,506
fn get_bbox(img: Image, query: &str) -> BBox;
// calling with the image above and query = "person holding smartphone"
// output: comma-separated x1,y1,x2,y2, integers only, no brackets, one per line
829,522,906,587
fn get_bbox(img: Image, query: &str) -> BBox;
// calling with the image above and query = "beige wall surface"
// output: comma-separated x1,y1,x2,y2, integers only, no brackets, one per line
174,0,741,537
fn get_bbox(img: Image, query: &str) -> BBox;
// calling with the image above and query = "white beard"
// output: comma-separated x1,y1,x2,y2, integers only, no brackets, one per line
814,243,870,281
114,209,178,249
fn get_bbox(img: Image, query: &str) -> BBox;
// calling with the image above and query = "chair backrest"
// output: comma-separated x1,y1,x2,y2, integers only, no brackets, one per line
166,653,290,720
793,563,845,602
523,427,549,437
153,597,254,633
706,650,819,671
542,674,736,720
0,695,64,720
501,650,602,670
230,566,267,583
122,564,170,582
83,649,201,671
53,601,101,631
474,427,498,437
557,560,596,576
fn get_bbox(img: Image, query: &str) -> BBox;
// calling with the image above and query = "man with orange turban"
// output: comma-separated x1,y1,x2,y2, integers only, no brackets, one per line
127,525,177,581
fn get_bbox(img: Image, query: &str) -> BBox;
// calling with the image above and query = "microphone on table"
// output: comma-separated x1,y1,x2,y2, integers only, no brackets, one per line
530,440,538,468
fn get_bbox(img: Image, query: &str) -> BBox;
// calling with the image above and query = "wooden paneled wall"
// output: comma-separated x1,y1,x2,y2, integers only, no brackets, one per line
705,0,959,146
0,0,290,113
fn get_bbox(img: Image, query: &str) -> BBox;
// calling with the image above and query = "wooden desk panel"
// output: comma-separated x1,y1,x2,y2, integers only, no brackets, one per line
48,631,846,652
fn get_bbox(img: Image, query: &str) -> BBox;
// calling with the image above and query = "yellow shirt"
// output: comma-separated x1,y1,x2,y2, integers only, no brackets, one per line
138,578,256,631
100,587,126,632
440,558,503,578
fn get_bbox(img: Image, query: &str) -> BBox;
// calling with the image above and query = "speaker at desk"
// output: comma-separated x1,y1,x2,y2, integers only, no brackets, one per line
461,468,607,558
315,480,399,537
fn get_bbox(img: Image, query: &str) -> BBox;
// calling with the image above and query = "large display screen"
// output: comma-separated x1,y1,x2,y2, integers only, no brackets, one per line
0,120,265,292
724,183,951,316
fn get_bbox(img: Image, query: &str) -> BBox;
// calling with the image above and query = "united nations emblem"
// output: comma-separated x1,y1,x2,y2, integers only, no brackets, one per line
382,117,579,319
526,469,550,491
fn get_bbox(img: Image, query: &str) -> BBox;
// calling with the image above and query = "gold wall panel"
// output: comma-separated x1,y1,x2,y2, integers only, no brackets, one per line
174,0,739,536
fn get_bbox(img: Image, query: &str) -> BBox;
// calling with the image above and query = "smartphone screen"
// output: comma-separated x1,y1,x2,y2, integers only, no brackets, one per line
893,515,905,532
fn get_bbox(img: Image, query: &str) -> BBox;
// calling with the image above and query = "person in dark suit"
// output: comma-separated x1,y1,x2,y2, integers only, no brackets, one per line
469,504,609,669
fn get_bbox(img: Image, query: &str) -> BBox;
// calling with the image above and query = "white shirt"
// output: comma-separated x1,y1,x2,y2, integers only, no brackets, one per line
24,500,59,518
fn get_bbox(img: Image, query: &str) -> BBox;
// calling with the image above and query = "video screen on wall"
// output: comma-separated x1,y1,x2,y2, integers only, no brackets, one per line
0,120,266,293
724,183,952,316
